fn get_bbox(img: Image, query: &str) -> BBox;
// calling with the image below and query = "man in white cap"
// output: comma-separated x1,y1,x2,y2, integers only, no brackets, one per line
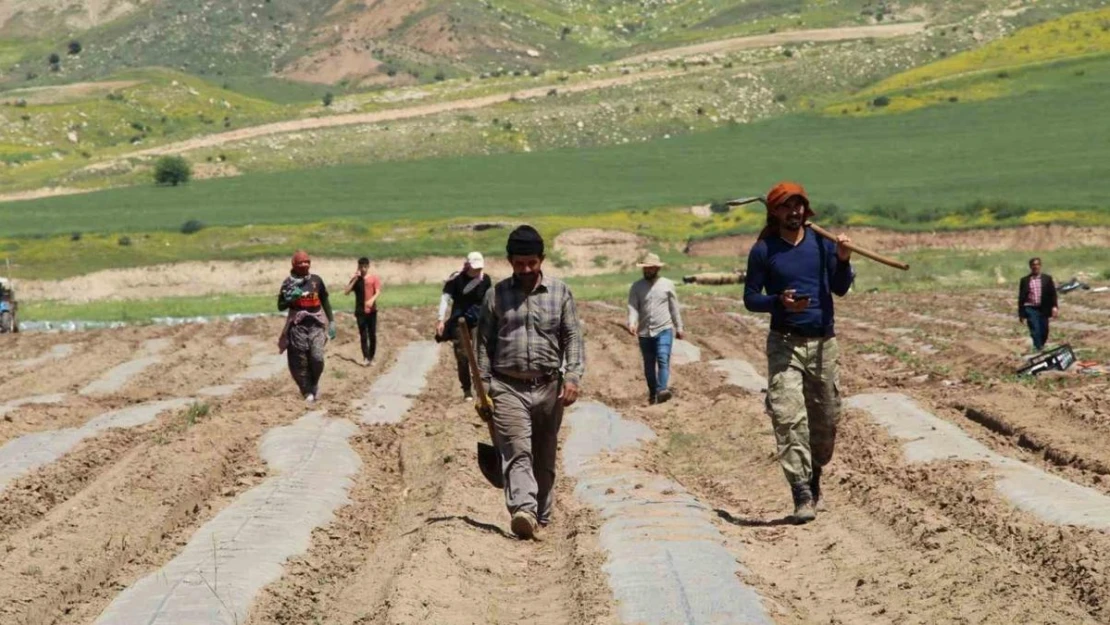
437,251,493,401
627,252,685,404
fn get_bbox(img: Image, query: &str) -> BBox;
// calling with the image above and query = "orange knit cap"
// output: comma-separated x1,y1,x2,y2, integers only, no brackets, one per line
765,181,814,218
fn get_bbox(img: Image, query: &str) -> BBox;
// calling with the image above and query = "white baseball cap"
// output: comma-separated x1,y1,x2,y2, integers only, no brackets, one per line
467,251,485,269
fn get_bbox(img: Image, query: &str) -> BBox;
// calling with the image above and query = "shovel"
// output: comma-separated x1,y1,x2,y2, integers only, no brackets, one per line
457,318,504,489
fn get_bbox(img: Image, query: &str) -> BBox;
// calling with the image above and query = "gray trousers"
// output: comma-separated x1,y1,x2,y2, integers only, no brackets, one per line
489,375,564,524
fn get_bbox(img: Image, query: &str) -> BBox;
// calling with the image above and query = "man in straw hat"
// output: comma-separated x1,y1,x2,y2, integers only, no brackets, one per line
628,252,685,405
744,182,854,524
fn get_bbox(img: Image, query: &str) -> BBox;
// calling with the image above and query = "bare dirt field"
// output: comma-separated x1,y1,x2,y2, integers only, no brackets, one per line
686,224,1110,257
17,228,647,304
0,285,1108,624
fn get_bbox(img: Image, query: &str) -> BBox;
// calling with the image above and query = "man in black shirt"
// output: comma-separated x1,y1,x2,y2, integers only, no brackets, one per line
436,252,492,401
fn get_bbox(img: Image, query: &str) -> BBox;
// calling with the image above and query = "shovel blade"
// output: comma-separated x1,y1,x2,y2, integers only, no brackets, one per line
477,441,504,488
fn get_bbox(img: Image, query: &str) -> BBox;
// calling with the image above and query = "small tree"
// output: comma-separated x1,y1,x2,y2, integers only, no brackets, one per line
48,52,61,71
322,92,334,107
68,41,82,55
154,156,192,186
180,219,205,234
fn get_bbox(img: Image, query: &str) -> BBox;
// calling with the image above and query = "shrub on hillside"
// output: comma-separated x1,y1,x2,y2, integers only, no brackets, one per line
180,220,205,235
815,203,849,226
118,236,132,247
873,96,891,107
322,92,334,107
48,53,60,71
153,156,192,186
68,41,82,55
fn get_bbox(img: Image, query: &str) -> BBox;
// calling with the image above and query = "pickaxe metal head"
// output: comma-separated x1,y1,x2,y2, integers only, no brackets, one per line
725,196,767,207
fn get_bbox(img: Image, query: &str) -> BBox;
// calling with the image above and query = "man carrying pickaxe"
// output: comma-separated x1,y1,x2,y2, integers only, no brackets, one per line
743,182,854,524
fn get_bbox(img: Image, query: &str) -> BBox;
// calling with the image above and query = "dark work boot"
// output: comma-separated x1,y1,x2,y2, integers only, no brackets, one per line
791,482,816,524
810,465,823,511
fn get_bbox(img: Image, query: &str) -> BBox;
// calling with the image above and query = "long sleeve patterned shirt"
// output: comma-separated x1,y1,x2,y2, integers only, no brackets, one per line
477,273,585,386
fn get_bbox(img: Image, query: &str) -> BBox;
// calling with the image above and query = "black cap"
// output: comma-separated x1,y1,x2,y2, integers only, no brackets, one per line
506,225,544,257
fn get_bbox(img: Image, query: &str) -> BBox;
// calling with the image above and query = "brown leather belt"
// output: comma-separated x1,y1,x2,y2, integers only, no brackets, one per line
494,371,559,387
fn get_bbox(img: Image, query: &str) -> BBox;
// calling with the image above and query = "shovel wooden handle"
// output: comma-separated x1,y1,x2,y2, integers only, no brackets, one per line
457,318,494,422
808,222,910,271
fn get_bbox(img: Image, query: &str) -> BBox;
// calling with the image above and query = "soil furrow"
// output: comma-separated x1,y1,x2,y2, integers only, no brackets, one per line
0,314,409,625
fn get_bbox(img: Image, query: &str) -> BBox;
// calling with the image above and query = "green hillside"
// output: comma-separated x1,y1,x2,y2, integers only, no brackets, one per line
3,53,1109,238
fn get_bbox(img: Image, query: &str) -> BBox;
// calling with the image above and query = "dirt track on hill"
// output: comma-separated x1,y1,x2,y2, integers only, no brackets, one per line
1,289,1108,623
623,22,926,63
0,20,932,206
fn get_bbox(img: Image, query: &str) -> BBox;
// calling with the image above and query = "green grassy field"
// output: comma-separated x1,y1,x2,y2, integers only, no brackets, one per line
3,60,1109,238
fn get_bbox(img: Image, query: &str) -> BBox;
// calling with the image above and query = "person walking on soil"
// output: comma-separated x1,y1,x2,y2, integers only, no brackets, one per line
743,182,854,524
1018,258,1058,354
344,257,382,366
278,250,336,403
627,253,685,405
436,252,493,401
477,226,584,540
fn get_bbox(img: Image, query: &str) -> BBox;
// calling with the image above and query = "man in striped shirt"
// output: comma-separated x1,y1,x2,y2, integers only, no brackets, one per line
477,225,585,540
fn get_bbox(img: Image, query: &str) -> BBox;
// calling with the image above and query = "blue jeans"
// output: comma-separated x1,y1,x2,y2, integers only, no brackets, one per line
638,329,674,399
1023,306,1049,351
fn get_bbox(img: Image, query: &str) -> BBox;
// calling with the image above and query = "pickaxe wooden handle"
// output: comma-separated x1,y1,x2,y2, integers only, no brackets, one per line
808,222,910,271
726,195,910,271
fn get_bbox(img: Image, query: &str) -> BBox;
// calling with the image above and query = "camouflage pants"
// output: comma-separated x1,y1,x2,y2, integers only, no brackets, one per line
287,323,327,397
765,331,841,486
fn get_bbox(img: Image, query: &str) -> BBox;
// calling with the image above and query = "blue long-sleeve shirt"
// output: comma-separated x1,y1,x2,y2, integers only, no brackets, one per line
743,227,854,337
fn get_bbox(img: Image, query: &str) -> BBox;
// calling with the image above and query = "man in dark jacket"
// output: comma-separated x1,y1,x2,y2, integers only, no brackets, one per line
436,252,493,401
1018,257,1058,353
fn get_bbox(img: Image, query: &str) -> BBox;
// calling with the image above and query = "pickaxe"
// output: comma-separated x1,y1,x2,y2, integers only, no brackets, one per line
726,196,910,271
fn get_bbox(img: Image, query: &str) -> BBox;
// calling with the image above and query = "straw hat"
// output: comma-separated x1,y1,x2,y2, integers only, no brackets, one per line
636,253,665,268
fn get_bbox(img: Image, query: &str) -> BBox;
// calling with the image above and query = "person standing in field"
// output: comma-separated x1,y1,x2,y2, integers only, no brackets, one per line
743,182,854,524
436,252,493,401
278,250,336,403
627,252,685,405
1017,257,1058,354
477,226,584,540
344,257,382,366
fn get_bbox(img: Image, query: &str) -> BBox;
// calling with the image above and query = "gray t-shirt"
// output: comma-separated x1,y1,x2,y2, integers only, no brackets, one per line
628,277,683,338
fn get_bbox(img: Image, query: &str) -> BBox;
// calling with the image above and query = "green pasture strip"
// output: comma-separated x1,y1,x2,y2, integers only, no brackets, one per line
4,67,1110,237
